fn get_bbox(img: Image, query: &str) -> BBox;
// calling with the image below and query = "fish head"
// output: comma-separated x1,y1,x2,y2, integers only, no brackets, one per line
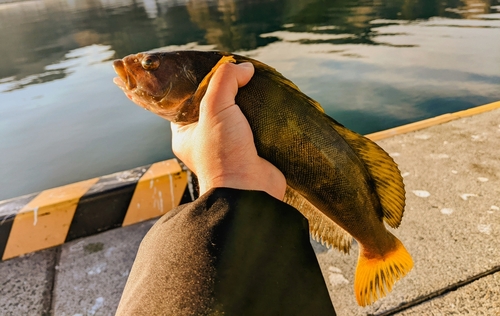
113,51,224,124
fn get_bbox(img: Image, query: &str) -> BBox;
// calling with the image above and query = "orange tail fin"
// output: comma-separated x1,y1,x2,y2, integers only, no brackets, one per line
354,234,413,306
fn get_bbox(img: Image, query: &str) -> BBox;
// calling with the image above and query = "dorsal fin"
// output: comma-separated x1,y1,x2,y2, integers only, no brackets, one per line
284,186,352,253
326,119,406,228
232,54,326,114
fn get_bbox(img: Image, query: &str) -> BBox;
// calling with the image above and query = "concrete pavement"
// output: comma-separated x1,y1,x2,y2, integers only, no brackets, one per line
1,104,499,315
317,105,500,315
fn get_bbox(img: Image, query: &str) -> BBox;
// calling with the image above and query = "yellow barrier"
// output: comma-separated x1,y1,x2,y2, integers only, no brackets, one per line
366,101,500,141
0,159,188,260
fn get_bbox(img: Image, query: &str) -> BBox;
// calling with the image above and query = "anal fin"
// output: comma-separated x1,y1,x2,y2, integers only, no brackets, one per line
284,186,352,253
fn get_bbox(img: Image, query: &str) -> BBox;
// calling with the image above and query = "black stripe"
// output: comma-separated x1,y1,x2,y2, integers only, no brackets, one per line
0,193,38,259
65,165,150,242
179,183,194,205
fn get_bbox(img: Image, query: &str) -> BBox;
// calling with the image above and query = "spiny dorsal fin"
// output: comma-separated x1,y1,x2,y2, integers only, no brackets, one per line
326,119,406,228
232,54,326,114
284,186,352,253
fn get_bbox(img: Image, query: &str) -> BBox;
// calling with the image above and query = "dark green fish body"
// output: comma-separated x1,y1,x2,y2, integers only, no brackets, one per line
237,58,381,230
113,51,413,306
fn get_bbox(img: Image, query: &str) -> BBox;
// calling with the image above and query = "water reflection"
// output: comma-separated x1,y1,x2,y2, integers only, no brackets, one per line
0,0,499,200
1,0,498,90
0,0,202,88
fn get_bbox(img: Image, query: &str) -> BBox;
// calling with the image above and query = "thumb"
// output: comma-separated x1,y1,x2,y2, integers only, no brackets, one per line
199,62,254,118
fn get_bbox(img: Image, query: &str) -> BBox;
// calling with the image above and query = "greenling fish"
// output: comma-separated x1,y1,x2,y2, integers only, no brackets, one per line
113,51,413,306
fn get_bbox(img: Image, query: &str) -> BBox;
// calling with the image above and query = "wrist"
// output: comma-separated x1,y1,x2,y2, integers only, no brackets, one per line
198,169,286,201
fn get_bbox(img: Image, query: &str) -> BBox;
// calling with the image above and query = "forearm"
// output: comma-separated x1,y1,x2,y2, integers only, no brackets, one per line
116,188,335,316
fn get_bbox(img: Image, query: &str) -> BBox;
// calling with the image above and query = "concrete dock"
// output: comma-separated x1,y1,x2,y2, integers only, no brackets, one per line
1,104,499,315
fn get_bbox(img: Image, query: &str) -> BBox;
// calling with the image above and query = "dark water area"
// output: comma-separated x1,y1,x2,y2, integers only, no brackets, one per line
0,0,499,200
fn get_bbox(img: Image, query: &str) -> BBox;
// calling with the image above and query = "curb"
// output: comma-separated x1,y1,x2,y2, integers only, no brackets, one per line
365,100,500,141
0,159,191,261
0,101,499,261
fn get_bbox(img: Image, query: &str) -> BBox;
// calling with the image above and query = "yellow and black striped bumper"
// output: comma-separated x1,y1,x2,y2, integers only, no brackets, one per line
0,158,191,261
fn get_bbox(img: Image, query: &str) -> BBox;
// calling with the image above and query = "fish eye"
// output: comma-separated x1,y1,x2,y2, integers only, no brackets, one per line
141,55,160,71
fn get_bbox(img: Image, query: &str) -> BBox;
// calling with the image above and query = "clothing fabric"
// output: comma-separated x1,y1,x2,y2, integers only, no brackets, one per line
116,188,336,316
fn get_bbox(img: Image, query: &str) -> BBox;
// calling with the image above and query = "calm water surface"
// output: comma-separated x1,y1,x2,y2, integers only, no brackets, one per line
0,0,499,200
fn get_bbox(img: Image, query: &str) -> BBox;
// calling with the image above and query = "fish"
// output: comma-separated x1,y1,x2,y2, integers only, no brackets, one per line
113,50,413,306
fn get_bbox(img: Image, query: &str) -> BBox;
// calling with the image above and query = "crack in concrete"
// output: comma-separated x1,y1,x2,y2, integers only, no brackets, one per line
370,265,500,316
45,247,62,316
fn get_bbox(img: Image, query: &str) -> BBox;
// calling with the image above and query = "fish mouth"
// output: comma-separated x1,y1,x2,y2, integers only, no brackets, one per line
113,59,136,90
112,54,183,120
113,58,151,110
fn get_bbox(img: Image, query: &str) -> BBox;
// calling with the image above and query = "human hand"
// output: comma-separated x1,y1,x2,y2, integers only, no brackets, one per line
171,62,286,200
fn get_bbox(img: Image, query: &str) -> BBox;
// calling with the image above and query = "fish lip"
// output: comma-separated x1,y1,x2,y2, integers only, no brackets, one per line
113,59,137,90
112,55,176,116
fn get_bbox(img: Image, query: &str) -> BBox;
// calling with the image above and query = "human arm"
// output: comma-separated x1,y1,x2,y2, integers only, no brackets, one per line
115,188,336,316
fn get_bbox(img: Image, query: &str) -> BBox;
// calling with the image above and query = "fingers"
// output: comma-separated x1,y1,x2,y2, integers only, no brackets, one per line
171,61,255,182
171,121,193,169
200,62,254,118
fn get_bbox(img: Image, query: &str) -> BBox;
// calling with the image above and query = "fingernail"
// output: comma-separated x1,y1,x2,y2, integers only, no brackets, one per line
238,62,253,68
